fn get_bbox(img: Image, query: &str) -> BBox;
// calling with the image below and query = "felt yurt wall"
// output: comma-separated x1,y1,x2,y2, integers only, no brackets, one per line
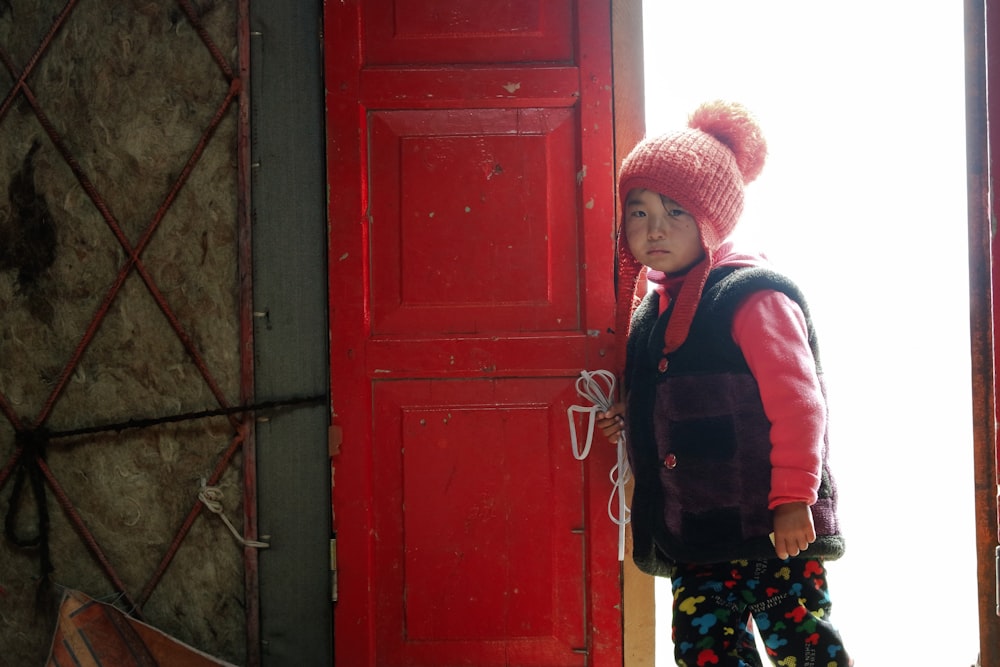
0,1,251,664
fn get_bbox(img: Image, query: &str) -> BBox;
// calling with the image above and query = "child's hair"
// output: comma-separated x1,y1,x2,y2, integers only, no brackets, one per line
614,101,768,368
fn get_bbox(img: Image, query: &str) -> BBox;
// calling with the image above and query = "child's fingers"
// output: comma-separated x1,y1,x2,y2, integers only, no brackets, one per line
596,416,623,443
597,421,619,437
773,530,814,560
598,415,623,429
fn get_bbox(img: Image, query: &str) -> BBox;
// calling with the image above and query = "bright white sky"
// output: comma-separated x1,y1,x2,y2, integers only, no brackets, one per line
641,2,979,665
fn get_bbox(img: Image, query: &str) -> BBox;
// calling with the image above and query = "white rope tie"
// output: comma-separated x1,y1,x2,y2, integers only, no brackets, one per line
567,369,631,561
198,481,269,549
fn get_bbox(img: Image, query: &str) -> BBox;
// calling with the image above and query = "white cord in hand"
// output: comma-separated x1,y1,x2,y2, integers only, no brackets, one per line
567,369,631,561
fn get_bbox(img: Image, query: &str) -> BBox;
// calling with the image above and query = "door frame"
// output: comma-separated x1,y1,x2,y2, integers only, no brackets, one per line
249,1,333,665
966,0,1000,665
610,2,657,666
309,0,1000,663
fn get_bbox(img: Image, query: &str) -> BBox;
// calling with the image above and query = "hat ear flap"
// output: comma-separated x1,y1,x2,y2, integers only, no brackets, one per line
613,222,645,372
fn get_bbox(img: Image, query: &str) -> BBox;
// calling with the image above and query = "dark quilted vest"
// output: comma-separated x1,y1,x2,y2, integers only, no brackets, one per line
624,266,845,575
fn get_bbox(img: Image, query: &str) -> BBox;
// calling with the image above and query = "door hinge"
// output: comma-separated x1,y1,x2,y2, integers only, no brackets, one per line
995,545,1000,617
330,537,338,603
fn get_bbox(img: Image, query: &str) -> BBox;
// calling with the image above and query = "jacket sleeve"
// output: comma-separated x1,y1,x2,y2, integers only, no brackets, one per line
731,290,825,508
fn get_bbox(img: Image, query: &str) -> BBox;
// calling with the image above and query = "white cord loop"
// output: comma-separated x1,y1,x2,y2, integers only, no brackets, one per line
198,480,270,549
567,369,631,561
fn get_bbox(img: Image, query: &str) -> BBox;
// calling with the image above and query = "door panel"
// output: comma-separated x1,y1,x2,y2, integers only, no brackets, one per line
373,379,585,665
363,1,573,65
326,2,620,665
370,108,579,335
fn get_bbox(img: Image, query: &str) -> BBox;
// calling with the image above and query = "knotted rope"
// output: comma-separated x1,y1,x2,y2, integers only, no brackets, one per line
198,481,269,549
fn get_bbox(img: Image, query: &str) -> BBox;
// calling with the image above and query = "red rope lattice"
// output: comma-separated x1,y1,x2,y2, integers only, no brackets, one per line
0,0,78,122
0,0,257,662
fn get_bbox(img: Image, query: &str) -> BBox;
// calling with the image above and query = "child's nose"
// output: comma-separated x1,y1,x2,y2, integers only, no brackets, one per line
647,216,668,238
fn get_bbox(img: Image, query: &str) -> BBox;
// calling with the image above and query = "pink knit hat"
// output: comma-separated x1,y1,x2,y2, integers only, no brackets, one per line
615,101,767,371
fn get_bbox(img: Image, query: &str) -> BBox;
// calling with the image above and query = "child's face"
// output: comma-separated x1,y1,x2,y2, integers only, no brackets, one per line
624,189,705,275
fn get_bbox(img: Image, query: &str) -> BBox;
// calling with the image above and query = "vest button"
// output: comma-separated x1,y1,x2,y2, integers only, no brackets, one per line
664,453,677,469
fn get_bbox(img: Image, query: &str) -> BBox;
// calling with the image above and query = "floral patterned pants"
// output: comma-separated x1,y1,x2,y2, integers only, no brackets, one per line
671,558,852,667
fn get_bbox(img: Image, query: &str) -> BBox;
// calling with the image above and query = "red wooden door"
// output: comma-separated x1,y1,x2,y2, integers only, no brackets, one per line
325,1,621,665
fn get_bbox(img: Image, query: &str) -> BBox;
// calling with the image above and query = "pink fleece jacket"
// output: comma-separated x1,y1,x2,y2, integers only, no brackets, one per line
648,242,824,509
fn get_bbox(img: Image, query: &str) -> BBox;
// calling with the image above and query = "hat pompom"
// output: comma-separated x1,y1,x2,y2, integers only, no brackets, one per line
689,100,767,184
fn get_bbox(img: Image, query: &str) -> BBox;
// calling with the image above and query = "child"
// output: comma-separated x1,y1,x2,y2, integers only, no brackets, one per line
598,101,851,667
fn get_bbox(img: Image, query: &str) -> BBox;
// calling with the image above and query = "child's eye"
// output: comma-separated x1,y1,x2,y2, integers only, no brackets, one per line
629,209,646,218
667,208,687,217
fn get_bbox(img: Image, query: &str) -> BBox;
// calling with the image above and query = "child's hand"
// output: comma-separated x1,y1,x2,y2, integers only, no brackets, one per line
771,502,815,560
596,402,626,444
